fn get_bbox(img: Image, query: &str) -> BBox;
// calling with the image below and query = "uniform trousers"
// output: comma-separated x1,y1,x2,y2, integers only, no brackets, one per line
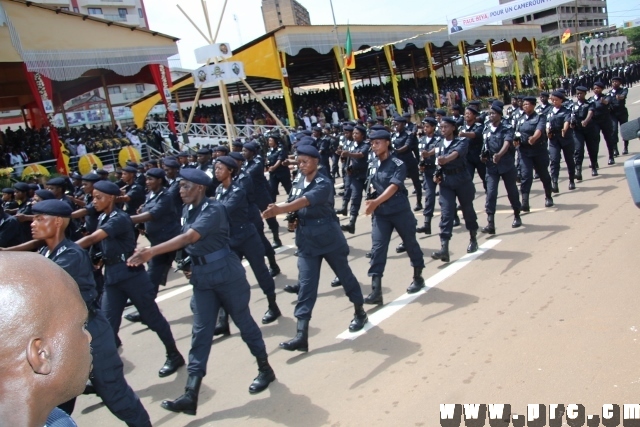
438,174,478,240
485,166,522,214
422,168,437,218
549,136,576,180
231,229,275,296
573,126,600,168
147,250,176,290
102,268,175,349
349,175,366,216
295,246,364,320
520,147,552,194
368,209,424,277
593,117,616,158
611,110,629,145
466,151,487,189
269,172,292,202
188,257,267,377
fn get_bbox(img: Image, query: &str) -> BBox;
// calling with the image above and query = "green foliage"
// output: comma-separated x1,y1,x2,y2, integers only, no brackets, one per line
622,27,640,61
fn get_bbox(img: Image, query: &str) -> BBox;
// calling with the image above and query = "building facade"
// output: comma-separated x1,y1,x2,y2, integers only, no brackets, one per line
262,0,311,33
33,0,148,28
581,35,629,69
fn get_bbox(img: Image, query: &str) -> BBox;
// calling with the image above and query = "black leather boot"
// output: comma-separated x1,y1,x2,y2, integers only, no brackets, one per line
271,228,282,249
406,267,426,294
395,242,406,253
623,142,629,155
330,276,341,287
416,217,432,234
249,357,276,394
340,215,357,234
431,239,450,263
481,214,496,234
214,308,230,336
591,167,598,177
279,319,309,352
158,346,185,378
608,157,615,165
161,375,202,415
349,304,368,332
568,179,576,190
413,201,423,212
551,179,559,193
335,201,348,216
512,210,522,228
283,284,300,294
521,193,530,213
467,230,478,253
575,166,583,181
544,190,554,207
124,312,142,323
364,275,383,305
614,146,620,157
262,294,281,324
453,215,461,227
267,253,281,277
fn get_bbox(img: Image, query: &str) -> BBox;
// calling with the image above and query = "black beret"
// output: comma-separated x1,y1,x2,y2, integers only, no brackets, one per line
163,158,180,168
490,105,504,115
612,76,623,82
126,161,138,168
468,100,481,106
436,109,447,116
47,177,66,187
369,130,391,140
441,116,458,125
423,117,438,126
96,169,109,175
558,88,567,94
522,96,537,104
70,172,82,180
343,125,354,131
370,124,386,131
243,142,258,152
146,168,165,179
354,125,367,134
426,107,436,113
295,136,316,147
2,188,14,194
213,145,230,154
452,105,463,111
81,173,101,182
492,100,505,108
366,118,376,124
229,152,244,162
540,91,550,96
179,168,212,186
296,145,320,159
177,152,189,157
393,115,407,123
593,81,605,89
301,129,313,136
232,139,244,147
551,90,566,99
146,160,158,167
575,86,588,92
312,126,323,133
35,189,56,200
28,184,39,191
32,199,72,218
402,112,412,118
465,105,479,115
196,148,211,155
216,156,238,171
13,182,29,192
122,166,137,173
93,181,121,196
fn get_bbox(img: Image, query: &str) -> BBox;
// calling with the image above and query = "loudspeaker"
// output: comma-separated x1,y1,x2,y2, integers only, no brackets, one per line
620,117,640,142
624,154,640,208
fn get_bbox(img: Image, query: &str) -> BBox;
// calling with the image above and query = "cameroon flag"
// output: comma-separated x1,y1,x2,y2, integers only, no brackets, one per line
345,26,355,70
561,28,571,44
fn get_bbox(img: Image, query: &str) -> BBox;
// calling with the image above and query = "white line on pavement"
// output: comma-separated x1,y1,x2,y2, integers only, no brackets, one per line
336,239,501,340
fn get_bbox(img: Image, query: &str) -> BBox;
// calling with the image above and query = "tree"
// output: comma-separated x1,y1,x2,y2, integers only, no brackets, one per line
622,27,640,61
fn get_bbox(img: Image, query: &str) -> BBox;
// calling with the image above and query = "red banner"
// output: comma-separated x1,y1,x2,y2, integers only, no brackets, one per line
23,65,68,175
150,64,177,134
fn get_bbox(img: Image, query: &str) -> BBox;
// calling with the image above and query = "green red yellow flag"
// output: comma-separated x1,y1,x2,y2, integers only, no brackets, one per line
345,26,355,70
561,28,571,44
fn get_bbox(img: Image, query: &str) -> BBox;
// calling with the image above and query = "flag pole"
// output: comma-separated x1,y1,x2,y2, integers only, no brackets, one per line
329,0,355,120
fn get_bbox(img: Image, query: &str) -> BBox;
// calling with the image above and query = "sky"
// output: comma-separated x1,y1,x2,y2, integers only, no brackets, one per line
145,0,640,70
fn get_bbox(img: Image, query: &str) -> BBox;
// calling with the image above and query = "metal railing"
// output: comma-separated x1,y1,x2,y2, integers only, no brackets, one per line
103,14,127,22
152,122,282,139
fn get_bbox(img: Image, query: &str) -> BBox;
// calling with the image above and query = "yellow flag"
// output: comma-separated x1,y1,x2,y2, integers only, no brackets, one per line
561,29,571,44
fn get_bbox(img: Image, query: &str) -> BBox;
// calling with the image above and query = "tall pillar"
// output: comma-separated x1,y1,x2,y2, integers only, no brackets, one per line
458,41,473,100
424,42,441,108
333,46,356,120
174,91,185,123
101,74,117,129
531,38,542,88
57,93,70,132
487,39,499,97
375,55,383,89
279,50,296,128
383,44,402,115
510,39,522,91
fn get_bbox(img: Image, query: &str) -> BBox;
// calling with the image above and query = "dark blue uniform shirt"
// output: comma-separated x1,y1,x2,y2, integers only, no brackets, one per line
349,141,371,178
181,198,229,257
142,189,181,246
483,122,515,174
368,155,410,216
418,134,440,168
391,131,418,166
98,208,142,284
515,112,547,152
121,183,145,215
0,213,21,247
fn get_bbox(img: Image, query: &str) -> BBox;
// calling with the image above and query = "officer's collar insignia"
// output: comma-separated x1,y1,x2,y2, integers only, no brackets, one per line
392,158,403,166
315,177,324,183
109,211,117,218
202,201,209,210
55,245,67,257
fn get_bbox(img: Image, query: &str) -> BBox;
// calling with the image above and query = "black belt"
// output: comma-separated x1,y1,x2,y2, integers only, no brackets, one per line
442,168,463,175
191,246,231,266
298,217,336,226
102,253,133,266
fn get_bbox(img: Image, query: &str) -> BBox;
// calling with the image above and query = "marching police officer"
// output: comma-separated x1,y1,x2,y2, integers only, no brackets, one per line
591,81,616,165
431,117,479,263
262,145,368,352
362,129,426,302
572,86,600,178
266,134,292,203
609,76,630,154
392,115,423,211
481,104,522,234
213,155,281,327
128,168,275,415
27,200,152,426
336,124,355,214
535,92,552,117
339,124,370,234
117,165,145,216
547,90,576,192
458,105,487,190
162,157,184,213
516,96,554,210
75,180,185,377
416,117,441,235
